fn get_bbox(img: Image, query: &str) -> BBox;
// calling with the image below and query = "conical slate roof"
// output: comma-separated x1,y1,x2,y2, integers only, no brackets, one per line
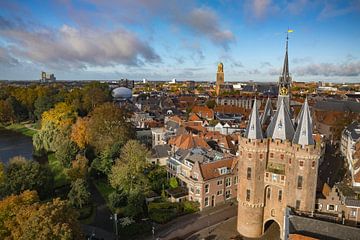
260,97,273,126
266,98,295,141
293,98,314,147
245,98,263,140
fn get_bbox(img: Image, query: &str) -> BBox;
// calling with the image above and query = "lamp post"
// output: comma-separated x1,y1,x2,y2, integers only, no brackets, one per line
110,213,119,239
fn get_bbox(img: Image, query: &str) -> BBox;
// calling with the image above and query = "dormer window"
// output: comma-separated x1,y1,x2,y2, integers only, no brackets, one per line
250,124,254,130
219,167,228,175
278,120,283,129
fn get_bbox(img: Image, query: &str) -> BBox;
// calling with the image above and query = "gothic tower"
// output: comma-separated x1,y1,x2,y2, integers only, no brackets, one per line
216,62,224,96
277,33,292,111
237,37,322,239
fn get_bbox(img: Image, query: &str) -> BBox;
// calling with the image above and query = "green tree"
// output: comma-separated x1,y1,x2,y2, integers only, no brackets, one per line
66,155,89,181
55,139,79,168
2,157,53,199
0,99,15,124
147,165,168,194
82,82,110,112
86,103,135,152
205,99,217,109
109,140,149,194
68,179,90,209
169,177,178,189
108,191,127,209
34,95,55,121
123,189,146,218
91,142,122,175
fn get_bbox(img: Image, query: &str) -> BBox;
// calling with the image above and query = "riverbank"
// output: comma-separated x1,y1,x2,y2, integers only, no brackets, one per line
1,123,38,137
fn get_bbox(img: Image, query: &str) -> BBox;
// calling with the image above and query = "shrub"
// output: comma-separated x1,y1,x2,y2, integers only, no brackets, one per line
108,191,127,209
182,201,199,213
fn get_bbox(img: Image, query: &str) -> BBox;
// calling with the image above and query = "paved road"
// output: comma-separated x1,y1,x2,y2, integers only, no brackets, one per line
145,202,238,240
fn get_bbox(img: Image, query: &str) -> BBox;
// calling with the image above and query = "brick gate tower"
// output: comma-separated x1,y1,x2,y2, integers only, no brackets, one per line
237,35,322,239
215,62,224,96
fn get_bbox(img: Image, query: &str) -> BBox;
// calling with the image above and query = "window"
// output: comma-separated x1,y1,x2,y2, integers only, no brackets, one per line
157,134,160,141
266,172,269,178
219,167,228,175
270,153,274,158
327,204,335,211
217,180,223,185
248,153,252,158
193,173,199,180
299,161,304,167
312,161,315,168
260,154,263,159
350,210,357,218
195,187,200,195
315,203,322,210
281,175,285,181
240,151,242,156
225,189,231,199
225,177,231,187
247,167,252,180
217,190,223,196
205,184,209,194
190,187,194,193
280,154,284,160
205,197,209,207
278,190,282,202
297,176,303,189
246,189,251,201
234,176,238,185
267,188,271,199
289,158,292,164
296,200,301,210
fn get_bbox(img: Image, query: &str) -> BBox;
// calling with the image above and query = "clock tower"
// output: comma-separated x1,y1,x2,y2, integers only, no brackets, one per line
277,34,292,111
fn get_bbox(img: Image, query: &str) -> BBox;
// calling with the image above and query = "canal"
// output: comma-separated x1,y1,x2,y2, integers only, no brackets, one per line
0,128,33,164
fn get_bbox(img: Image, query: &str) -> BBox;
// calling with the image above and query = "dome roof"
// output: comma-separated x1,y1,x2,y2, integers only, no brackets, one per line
112,87,132,99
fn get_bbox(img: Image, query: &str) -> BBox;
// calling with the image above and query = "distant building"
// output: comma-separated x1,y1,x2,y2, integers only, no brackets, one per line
40,71,56,82
215,62,224,96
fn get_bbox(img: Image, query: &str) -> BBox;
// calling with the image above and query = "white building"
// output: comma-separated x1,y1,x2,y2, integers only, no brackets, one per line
151,127,167,147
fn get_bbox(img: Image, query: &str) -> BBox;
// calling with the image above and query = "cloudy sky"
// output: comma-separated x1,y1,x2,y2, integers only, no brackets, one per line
0,0,360,82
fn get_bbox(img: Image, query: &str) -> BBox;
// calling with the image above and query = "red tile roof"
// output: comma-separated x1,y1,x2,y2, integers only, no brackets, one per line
199,157,235,180
168,134,210,150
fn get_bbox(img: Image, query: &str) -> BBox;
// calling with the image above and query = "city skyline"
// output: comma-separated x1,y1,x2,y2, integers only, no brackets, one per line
0,0,360,82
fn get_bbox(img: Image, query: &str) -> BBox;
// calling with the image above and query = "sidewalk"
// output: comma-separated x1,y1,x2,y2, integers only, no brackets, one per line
143,202,238,240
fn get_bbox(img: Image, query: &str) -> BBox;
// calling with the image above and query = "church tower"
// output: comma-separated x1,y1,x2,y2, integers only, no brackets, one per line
277,33,292,111
215,62,224,96
237,34,322,240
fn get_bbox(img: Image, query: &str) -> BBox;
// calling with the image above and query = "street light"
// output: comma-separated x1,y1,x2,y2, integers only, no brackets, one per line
110,213,119,239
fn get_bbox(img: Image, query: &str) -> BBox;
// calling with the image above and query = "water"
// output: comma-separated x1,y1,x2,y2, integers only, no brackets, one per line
0,128,33,164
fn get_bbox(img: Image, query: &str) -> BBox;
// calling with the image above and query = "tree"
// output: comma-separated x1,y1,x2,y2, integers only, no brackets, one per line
55,139,79,168
0,163,4,186
4,197,83,240
169,177,178,189
123,189,146,218
2,157,53,199
108,191,127,209
41,102,77,130
68,179,90,209
66,155,89,181
147,165,169,194
82,82,110,113
34,95,55,121
71,117,89,149
205,99,217,109
0,99,15,124
0,190,39,239
91,142,122,175
109,140,149,194
86,103,135,152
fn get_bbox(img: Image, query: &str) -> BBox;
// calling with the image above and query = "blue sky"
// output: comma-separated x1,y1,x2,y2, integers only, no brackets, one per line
0,0,359,82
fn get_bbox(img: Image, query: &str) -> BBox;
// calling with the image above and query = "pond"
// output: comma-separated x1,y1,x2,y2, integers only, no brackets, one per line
0,128,33,164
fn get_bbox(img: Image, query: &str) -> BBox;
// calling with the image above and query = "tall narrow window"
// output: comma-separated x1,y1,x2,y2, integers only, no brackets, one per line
205,184,209,194
278,190,282,202
267,187,271,199
246,189,251,201
296,200,301,210
247,167,252,180
297,176,303,189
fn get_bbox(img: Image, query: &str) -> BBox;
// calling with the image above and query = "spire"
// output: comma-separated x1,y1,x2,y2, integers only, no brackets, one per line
266,98,295,141
260,97,273,126
293,98,314,147
245,98,263,140
282,34,290,79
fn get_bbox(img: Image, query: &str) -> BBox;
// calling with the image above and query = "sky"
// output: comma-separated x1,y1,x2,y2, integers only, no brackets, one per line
0,0,360,82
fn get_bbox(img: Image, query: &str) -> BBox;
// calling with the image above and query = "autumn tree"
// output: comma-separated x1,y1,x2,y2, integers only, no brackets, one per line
86,103,135,152
0,99,15,124
4,197,84,240
1,157,53,199
0,190,39,239
109,140,149,194
68,178,90,209
66,155,89,181
82,82,110,113
40,102,77,130
71,117,89,149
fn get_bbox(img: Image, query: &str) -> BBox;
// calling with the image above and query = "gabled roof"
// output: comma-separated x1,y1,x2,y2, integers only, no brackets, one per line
151,144,171,158
199,157,235,181
260,97,273,125
266,98,295,141
244,98,263,140
188,113,202,122
168,134,210,150
293,98,315,147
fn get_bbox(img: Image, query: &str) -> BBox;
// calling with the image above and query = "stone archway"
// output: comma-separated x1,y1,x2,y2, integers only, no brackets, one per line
263,219,281,240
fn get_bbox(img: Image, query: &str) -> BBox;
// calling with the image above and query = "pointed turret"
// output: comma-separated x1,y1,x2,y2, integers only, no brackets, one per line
245,98,263,140
293,98,314,147
266,98,295,141
260,97,273,126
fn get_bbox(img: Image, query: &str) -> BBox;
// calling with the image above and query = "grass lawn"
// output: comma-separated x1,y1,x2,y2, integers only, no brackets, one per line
48,153,69,188
93,179,115,203
5,123,38,137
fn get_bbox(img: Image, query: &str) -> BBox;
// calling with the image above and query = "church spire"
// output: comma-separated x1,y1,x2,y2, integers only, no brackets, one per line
245,98,263,140
293,97,314,147
266,98,295,141
282,34,290,79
